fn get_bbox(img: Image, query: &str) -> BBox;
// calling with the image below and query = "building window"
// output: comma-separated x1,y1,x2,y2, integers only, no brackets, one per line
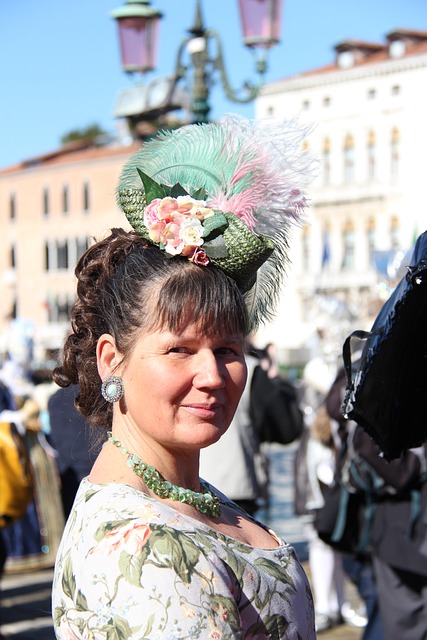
367,88,376,99
390,216,400,251
323,96,331,107
48,295,74,323
57,241,69,270
301,226,310,271
57,297,71,322
321,225,331,269
343,134,355,184
322,138,331,185
43,187,50,216
45,238,88,271
390,127,399,180
77,237,90,260
9,193,16,220
391,85,400,96
367,131,376,181
342,221,355,270
367,217,376,262
62,185,69,214
10,244,16,268
83,182,90,212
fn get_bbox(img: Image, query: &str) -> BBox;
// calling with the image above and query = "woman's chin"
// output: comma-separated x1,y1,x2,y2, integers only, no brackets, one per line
194,424,227,448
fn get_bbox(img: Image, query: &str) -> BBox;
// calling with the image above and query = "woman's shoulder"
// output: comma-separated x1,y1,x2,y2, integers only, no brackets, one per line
72,478,184,525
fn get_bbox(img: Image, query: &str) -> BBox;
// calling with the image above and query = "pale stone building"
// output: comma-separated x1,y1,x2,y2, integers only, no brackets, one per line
255,28,427,366
0,141,138,361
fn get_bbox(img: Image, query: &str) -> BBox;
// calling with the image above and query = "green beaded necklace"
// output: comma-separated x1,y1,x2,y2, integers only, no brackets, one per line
108,432,221,518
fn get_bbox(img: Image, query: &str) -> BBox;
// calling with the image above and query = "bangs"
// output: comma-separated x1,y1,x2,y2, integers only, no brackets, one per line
152,264,249,337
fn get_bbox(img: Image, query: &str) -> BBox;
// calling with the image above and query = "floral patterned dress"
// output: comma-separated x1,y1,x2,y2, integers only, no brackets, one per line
52,479,315,639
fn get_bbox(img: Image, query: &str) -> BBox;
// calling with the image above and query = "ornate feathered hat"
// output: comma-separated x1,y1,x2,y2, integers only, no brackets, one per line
117,115,315,329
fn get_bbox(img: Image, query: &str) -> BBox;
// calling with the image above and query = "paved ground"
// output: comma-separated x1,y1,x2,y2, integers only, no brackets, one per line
0,567,55,639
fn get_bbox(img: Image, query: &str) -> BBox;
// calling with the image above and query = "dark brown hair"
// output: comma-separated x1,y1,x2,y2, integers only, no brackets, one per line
54,228,248,428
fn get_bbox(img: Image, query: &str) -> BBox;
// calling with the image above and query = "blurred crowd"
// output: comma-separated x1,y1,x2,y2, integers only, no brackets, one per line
0,329,100,579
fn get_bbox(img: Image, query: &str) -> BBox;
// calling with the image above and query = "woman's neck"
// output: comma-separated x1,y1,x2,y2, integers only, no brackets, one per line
108,425,202,491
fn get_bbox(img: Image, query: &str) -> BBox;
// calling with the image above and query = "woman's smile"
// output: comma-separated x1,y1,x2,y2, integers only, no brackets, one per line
180,402,224,420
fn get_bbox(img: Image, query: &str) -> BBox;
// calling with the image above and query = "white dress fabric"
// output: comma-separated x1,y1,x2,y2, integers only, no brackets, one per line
52,478,315,639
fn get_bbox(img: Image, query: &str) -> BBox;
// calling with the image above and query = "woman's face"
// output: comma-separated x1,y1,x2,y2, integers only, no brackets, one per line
116,322,247,452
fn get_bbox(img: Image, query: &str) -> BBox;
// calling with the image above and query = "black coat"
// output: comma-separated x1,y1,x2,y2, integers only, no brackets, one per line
354,427,427,577
47,385,99,481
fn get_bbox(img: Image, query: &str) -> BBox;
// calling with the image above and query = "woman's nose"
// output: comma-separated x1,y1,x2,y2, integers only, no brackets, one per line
193,351,225,388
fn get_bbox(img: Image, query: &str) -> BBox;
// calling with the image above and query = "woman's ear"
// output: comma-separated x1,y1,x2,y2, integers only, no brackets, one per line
97,334,123,380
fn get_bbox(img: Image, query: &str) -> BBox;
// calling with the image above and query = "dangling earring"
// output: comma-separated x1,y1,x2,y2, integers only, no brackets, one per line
101,376,124,403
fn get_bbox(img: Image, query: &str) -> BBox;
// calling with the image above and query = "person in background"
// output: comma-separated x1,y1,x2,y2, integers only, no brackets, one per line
51,116,316,638
47,384,102,518
0,379,16,640
200,350,268,517
325,367,384,640
352,428,427,640
300,404,350,633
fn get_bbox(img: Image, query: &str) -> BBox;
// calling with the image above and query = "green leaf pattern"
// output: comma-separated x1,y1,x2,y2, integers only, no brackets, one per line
52,479,315,639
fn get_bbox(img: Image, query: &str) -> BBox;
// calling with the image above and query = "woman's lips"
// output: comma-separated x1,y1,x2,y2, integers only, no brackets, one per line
181,403,222,419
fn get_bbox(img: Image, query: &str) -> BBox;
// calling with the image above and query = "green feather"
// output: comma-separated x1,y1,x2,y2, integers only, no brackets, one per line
122,124,248,197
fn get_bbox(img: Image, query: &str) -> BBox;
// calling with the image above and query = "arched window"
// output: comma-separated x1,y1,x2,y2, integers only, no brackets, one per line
390,216,400,251
321,224,331,269
342,220,355,269
367,131,376,181
322,138,331,185
301,225,310,271
343,135,355,184
367,217,376,262
390,127,399,180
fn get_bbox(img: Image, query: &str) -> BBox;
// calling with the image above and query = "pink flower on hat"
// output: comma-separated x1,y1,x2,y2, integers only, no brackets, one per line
191,248,210,266
143,195,215,262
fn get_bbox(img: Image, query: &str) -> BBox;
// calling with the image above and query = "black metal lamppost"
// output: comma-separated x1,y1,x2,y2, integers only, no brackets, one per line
111,0,283,124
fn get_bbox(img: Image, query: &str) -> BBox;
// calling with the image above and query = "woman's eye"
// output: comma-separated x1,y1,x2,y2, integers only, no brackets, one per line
215,347,237,356
168,347,189,354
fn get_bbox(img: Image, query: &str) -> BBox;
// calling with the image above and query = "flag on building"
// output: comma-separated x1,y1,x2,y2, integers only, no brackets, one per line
321,227,331,268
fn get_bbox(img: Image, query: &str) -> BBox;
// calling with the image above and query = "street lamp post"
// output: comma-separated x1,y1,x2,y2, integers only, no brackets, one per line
111,0,163,74
111,0,283,125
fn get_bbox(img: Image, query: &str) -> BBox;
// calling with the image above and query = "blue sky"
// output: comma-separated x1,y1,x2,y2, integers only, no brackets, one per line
1,0,426,168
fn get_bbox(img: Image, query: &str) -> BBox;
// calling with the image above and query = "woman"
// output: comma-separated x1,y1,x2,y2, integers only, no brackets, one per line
52,116,316,639
302,405,350,633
